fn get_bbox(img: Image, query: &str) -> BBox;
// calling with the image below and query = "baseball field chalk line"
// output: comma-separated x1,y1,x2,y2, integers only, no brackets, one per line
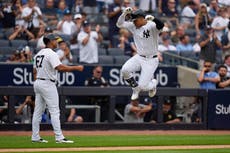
1,145,230,152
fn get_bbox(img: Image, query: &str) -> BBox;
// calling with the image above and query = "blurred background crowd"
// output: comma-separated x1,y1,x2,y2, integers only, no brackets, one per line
0,0,229,68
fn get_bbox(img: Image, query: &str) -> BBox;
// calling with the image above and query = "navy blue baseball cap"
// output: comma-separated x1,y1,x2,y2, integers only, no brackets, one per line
45,26,53,33
83,20,90,27
64,9,71,15
131,9,146,21
164,97,171,105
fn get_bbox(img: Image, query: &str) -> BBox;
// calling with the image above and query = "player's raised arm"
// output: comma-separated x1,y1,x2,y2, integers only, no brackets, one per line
116,7,133,28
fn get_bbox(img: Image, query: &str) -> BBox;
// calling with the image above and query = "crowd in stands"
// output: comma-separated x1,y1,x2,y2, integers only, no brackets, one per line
0,0,229,67
0,0,229,88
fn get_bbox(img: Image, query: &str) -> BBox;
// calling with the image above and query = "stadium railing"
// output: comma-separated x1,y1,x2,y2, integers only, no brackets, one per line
0,86,208,130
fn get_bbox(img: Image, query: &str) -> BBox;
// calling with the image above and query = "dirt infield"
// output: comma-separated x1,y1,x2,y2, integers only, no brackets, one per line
0,130,230,152
1,145,230,152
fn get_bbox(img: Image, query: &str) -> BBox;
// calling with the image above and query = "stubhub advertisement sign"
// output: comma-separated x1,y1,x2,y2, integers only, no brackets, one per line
208,90,230,129
0,63,177,87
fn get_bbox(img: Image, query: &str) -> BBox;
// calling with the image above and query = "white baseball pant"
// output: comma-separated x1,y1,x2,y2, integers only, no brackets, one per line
121,54,159,91
32,80,64,141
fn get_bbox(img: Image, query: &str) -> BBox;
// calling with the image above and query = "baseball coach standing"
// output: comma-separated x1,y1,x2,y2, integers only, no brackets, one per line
32,34,84,143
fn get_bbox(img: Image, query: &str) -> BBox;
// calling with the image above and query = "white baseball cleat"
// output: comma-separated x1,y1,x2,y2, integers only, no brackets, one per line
56,138,74,144
149,88,156,97
32,138,48,143
131,87,140,100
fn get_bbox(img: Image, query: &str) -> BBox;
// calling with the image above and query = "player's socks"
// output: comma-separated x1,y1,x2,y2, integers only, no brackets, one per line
126,77,138,88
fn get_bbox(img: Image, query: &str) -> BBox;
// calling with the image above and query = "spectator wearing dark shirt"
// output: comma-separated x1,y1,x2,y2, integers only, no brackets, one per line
57,0,69,20
158,0,179,15
0,1,16,29
224,55,230,77
118,28,137,57
217,64,230,88
107,0,123,47
199,26,222,68
41,0,58,27
150,97,181,124
83,0,97,14
162,0,178,17
221,21,230,60
195,3,211,37
85,66,109,122
161,0,179,27
8,24,35,40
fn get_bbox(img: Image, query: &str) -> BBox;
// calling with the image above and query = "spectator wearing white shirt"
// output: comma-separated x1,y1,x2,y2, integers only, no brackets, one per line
77,20,103,64
218,0,230,7
139,0,156,13
180,1,197,28
57,9,76,36
211,7,229,41
21,0,43,30
158,35,177,52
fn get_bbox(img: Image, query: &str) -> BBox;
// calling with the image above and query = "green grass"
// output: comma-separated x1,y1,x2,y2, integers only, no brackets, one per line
0,135,230,148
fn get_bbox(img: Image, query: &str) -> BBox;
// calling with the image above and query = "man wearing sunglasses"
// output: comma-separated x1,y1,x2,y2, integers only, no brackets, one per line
197,61,220,89
84,66,109,122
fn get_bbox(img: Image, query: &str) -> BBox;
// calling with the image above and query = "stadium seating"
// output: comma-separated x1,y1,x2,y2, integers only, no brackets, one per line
98,47,107,55
0,40,10,47
107,48,124,56
98,55,114,64
10,39,28,48
0,46,17,55
28,40,38,49
100,26,109,40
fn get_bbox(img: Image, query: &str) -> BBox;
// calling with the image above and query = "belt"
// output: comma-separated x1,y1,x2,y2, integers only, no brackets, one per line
37,78,55,83
139,55,158,58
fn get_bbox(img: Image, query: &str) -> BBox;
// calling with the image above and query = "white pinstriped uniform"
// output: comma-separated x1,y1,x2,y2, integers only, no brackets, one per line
117,14,160,92
32,48,65,141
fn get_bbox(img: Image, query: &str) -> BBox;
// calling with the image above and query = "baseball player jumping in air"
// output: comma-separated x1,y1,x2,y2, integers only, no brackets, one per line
32,34,84,143
116,8,164,100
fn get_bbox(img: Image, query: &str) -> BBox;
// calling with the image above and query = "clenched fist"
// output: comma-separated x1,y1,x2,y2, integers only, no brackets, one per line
145,15,155,21
123,7,133,15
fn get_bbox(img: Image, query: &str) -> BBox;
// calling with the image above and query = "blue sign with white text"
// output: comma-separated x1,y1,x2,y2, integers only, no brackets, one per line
208,90,230,129
0,64,177,87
